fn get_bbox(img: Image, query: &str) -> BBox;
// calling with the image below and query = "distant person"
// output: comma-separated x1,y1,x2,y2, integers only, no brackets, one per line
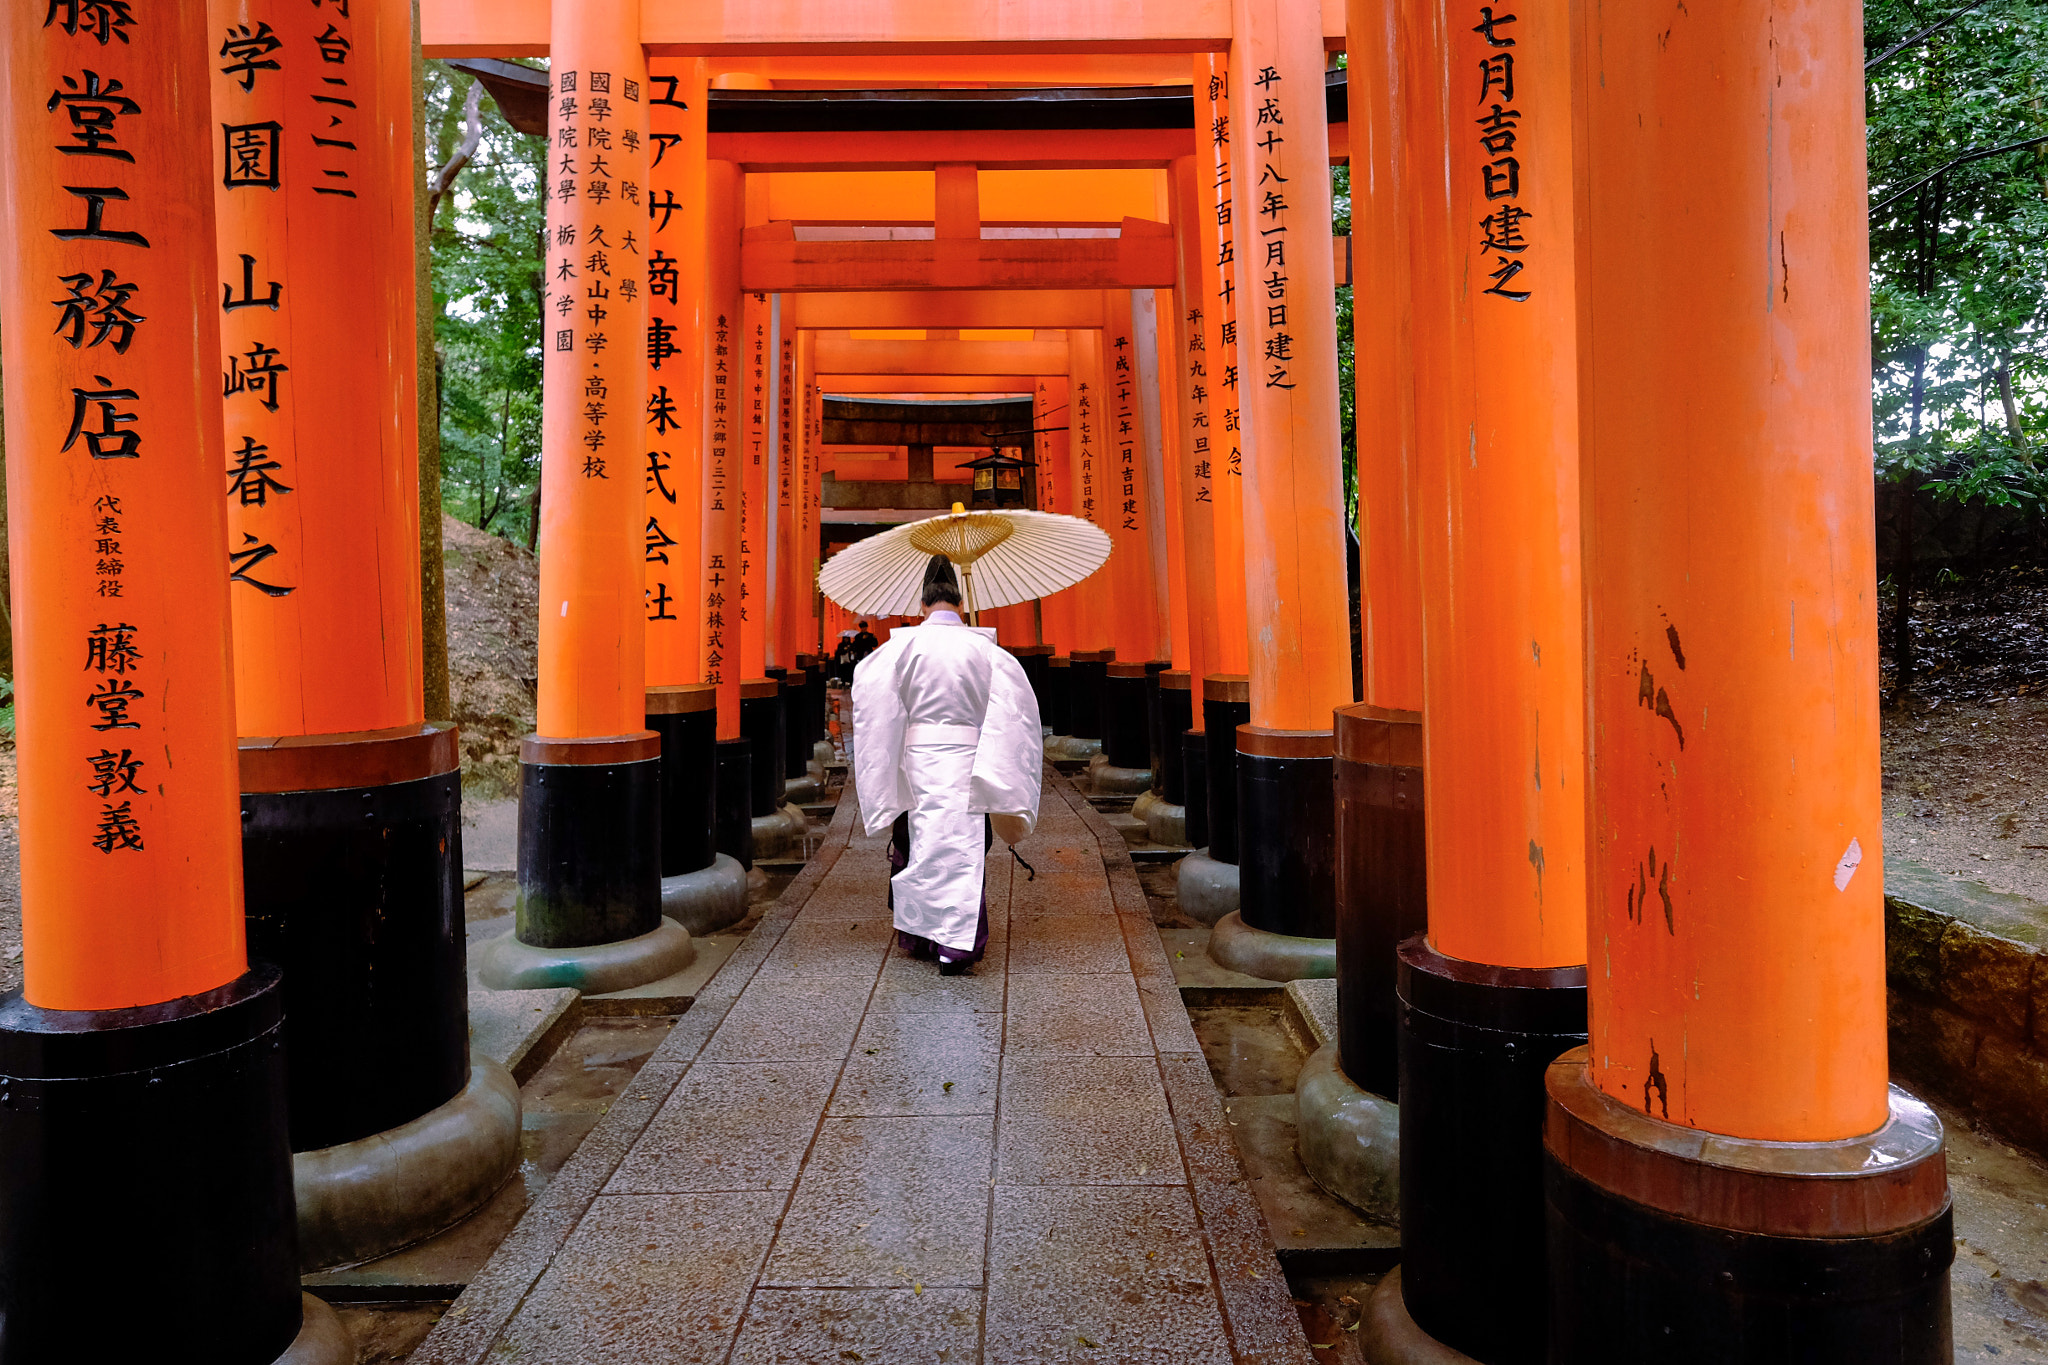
852,556,1042,973
851,620,880,664
831,628,859,684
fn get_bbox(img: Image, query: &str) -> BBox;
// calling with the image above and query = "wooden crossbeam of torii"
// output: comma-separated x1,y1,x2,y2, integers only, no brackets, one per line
742,219,1175,292
422,0,1349,55
792,292,1108,329
811,338,1074,376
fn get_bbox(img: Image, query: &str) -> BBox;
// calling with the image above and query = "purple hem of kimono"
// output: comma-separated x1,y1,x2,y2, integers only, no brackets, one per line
895,895,988,964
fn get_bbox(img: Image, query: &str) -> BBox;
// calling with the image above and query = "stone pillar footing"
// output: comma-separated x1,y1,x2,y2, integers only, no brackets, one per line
1544,1048,1953,1364
1208,910,1336,982
1142,799,1187,848
813,739,838,766
1084,752,1153,795
276,1294,355,1365
1177,849,1240,925
752,803,810,861
1360,1270,1481,1365
1295,1043,1399,1222
782,773,825,804
477,920,694,993
1044,734,1103,762
661,853,749,936
293,1052,522,1271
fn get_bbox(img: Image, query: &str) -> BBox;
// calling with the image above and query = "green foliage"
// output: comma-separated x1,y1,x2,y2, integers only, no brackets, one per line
1867,0,2048,513
423,62,547,545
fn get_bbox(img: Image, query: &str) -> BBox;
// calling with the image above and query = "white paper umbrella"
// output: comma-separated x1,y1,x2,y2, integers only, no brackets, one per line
818,506,1111,620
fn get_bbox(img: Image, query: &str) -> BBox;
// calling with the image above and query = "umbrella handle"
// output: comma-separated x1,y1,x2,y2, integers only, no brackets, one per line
962,561,979,626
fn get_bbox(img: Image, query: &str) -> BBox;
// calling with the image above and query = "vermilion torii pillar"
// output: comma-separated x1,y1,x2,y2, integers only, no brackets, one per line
1059,327,1115,759
1207,0,1353,983
737,287,807,860
211,0,520,1272
481,0,696,994
1094,291,1164,795
640,55,745,937
0,3,342,1358
1363,1,1592,1357
1293,0,1430,1233
1179,52,1255,928
1161,159,1223,851
1547,5,1951,1358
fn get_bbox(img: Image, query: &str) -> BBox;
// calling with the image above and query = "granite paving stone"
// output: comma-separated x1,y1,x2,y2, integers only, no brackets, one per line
494,1192,781,1365
697,973,878,1062
1004,973,1155,1057
996,1055,1184,1185
756,915,897,977
1006,913,1134,975
831,1011,1004,1115
605,1061,841,1194
984,1185,1234,1365
731,1287,983,1364
761,1115,996,1288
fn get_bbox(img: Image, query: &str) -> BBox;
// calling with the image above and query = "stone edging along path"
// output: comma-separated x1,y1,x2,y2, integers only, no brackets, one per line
1888,856,2048,1158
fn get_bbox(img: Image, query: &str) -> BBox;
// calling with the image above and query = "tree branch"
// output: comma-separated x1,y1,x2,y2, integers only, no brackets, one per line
1871,133,2048,218
1867,0,1995,73
426,81,484,231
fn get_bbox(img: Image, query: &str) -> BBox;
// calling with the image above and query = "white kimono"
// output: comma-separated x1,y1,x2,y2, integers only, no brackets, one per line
851,611,1044,952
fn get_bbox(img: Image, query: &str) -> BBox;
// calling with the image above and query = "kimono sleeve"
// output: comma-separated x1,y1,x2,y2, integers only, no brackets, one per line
969,645,1044,837
850,641,913,835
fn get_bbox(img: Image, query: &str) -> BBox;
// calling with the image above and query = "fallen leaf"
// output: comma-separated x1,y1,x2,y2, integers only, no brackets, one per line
1078,1335,1100,1348
943,1080,955,1093
913,1282,923,1295
841,1353,865,1362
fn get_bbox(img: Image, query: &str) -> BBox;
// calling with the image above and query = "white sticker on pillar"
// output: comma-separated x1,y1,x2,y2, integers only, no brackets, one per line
1834,837,1864,892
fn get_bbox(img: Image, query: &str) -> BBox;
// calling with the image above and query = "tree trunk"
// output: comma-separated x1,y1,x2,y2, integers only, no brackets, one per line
1894,345,1927,703
1995,361,2030,460
426,82,484,232
414,0,452,721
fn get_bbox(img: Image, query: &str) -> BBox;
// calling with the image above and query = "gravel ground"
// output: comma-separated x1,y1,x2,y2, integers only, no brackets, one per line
1884,694,2048,904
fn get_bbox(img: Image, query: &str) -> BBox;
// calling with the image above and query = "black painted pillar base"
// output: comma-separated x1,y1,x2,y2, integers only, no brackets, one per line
1142,659,1171,780
1010,644,1054,727
1235,725,1335,939
1398,935,1587,1364
1156,673,1192,804
240,724,468,1155
648,685,718,878
1069,650,1113,742
1181,727,1209,849
768,666,807,781
0,968,307,1362
1103,663,1153,771
1046,656,1073,736
1545,1049,1952,1364
1332,704,1425,1101
1202,675,1250,865
716,736,757,870
513,732,663,948
740,679,786,816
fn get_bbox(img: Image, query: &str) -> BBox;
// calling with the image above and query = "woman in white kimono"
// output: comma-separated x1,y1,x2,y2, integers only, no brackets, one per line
851,555,1043,974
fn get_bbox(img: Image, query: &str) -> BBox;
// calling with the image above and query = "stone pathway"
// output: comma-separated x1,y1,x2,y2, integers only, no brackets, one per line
414,771,1314,1365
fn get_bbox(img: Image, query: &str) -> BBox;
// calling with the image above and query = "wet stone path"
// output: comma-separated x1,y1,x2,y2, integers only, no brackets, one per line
414,772,1315,1365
